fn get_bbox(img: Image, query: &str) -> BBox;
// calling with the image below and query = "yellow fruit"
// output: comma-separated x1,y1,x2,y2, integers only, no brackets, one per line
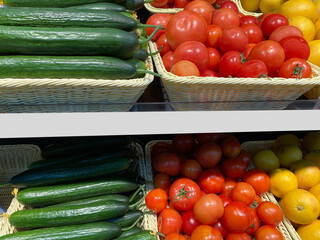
269,168,299,198
289,16,316,42
290,160,320,189
253,149,280,173
314,0,320,20
279,189,320,225
297,220,320,240
303,132,320,152
241,0,260,12
304,151,320,167
308,40,320,66
259,0,283,13
276,144,303,168
315,19,320,33
278,0,318,22
315,29,320,39
309,183,320,216
274,133,302,152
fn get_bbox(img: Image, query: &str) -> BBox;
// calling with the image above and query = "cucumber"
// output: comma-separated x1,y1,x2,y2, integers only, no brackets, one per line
108,210,143,228
3,0,126,7
114,226,142,239
69,2,126,12
125,0,144,11
132,49,149,62
0,222,121,240
17,176,138,206
9,157,130,188
9,201,128,228
0,26,139,59
128,59,148,78
114,230,157,240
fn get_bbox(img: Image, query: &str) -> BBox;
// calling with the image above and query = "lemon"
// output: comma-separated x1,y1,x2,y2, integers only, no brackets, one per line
269,168,299,198
308,40,320,66
278,0,318,22
241,0,260,12
314,0,320,20
315,29,320,39
259,0,283,13
289,16,316,42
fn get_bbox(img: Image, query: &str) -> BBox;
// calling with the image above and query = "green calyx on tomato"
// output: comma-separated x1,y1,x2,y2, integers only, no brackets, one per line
172,185,196,202
292,64,304,79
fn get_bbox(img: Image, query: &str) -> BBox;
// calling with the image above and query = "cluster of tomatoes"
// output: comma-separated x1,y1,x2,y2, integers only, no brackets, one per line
146,0,312,78
145,133,285,240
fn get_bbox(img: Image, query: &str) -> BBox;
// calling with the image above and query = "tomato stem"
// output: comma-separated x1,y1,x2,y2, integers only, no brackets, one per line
240,52,247,64
292,64,304,79
172,185,196,202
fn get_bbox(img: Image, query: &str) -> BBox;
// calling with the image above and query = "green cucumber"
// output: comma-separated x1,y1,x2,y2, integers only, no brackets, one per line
69,2,126,12
0,222,121,240
114,230,157,240
3,0,126,7
9,201,128,228
125,0,149,11
128,59,148,78
108,210,143,228
132,48,149,62
17,176,138,206
115,226,142,239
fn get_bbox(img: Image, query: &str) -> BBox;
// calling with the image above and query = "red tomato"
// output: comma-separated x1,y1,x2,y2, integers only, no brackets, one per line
162,51,174,72
172,134,195,153
226,232,251,240
253,194,262,206
243,169,270,195
199,169,225,194
269,25,303,43
169,178,202,211
150,0,169,8
219,27,248,54
207,48,221,71
146,13,171,41
174,0,192,8
238,150,251,167
173,41,210,72
237,59,268,78
220,137,241,158
201,69,219,77
193,194,224,225
246,207,260,236
212,220,228,238
219,194,232,207
181,159,202,180
211,8,240,30
154,152,181,176
145,188,168,213
165,233,187,240
158,208,183,236
182,211,201,235
220,0,239,13
231,182,256,206
157,34,171,57
240,15,259,26
171,60,200,76
243,43,256,59
191,225,223,240
205,25,223,49
218,51,242,77
241,23,263,44
222,157,247,178
153,173,171,193
166,10,207,50
258,12,272,25
260,13,288,37
222,201,251,233
222,177,237,196
278,58,312,79
257,202,283,226
279,36,310,60
248,40,285,74
196,142,222,168
184,0,215,25
196,133,222,145
255,225,284,240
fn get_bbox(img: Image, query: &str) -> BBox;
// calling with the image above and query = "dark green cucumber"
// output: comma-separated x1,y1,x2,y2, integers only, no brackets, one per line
132,48,149,62
114,230,157,240
9,201,128,228
115,226,142,239
69,2,126,12
125,0,145,11
3,0,126,7
0,222,121,240
108,210,143,228
0,8,137,31
128,59,148,78
10,157,130,188
0,26,138,59
17,176,138,206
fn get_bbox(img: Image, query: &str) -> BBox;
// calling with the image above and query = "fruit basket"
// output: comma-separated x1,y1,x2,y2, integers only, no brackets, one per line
144,3,182,14
150,41,320,111
233,0,263,17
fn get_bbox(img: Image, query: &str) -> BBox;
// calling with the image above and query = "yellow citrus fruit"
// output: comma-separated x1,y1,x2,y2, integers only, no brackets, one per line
273,133,302,152
289,16,316,42
241,0,260,12
276,144,303,168
259,0,283,13
278,0,318,22
309,183,320,216
308,40,320,66
290,160,320,190
314,0,320,20
253,149,280,173
303,132,320,152
304,151,320,167
269,168,299,198
297,220,320,240
279,189,320,225
315,19,320,33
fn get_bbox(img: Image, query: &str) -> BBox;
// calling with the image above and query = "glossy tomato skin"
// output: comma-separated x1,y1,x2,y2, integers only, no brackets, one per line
231,182,256,206
199,169,225,194
146,13,171,41
207,47,221,71
222,177,237,196
205,25,223,49
201,69,219,77
241,23,263,44
220,0,239,13
150,0,169,8
157,34,171,57
219,51,242,77
154,152,181,176
260,13,289,37
219,27,248,54
196,142,222,168
222,201,251,233
256,201,283,226
212,220,228,238
243,169,270,195
243,43,256,59
268,25,303,43
166,10,207,50
240,15,259,26
153,173,171,193
220,137,241,158
279,36,310,60
145,188,168,213
191,225,223,240
165,233,187,240
172,134,195,153
181,159,202,180
278,58,312,79
171,60,200,76
255,225,284,240
222,157,247,178
162,51,174,72
151,142,172,155
196,133,222,145
182,211,201,235
237,60,268,78
174,0,191,8
226,232,251,240
219,194,232,207
184,0,215,25
211,8,240,31
158,208,183,236
238,150,251,167
246,207,260,236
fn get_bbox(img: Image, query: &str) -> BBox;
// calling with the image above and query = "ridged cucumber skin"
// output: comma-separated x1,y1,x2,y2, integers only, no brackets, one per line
17,177,138,207
10,157,130,188
0,222,121,240
69,2,126,12
114,231,157,240
3,0,126,7
108,210,143,228
9,201,128,228
0,56,137,79
0,26,138,59
0,8,136,31
114,226,142,239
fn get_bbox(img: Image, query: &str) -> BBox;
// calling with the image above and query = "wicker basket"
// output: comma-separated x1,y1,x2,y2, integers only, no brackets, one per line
304,86,320,99
150,41,320,111
233,0,263,17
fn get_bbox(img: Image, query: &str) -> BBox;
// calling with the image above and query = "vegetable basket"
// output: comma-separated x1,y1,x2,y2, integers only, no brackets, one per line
150,41,320,111
145,140,296,240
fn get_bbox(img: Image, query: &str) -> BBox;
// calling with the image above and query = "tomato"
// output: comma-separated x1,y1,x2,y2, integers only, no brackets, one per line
231,182,256,206
246,207,260,236
220,0,238,13
158,208,183,236
226,232,251,240
243,169,270,195
222,201,251,233
212,220,228,238
153,173,171,193
257,202,283,226
145,188,168,213
154,152,181,176
240,15,259,26
241,24,263,44
152,142,172,155
237,59,268,78
218,51,242,77
207,48,221,72
278,58,312,79
191,225,223,240
171,60,200,76
261,14,289,37
222,177,236,196
255,225,284,240
146,13,171,41
157,34,171,57
248,40,285,74
150,0,169,8
269,25,303,43
220,137,241,158
243,43,256,59
169,178,201,212
184,0,215,25
205,25,223,49
174,0,191,8
211,8,240,31
222,157,247,178
181,159,202,180
279,36,310,60
165,233,187,240
219,194,232,207
201,69,219,77
199,169,225,194
173,41,209,72
172,134,195,153
162,51,174,72
166,10,207,50
219,27,248,54
196,133,222,145
193,194,224,225
258,13,272,26
254,194,262,205
196,142,222,168
182,211,201,235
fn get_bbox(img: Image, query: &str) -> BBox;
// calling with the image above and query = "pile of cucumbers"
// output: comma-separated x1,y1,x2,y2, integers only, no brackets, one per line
0,137,156,240
0,0,161,80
